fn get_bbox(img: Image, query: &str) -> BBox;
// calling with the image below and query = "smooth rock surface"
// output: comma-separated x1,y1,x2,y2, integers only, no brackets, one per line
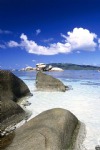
36,71,68,91
0,95,25,132
5,108,79,150
0,70,31,133
0,70,31,102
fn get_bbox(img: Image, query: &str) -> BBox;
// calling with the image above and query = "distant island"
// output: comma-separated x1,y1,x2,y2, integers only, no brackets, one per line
13,63,100,72
47,63,100,70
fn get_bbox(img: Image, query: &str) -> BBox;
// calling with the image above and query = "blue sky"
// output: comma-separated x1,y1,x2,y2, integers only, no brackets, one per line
0,0,100,69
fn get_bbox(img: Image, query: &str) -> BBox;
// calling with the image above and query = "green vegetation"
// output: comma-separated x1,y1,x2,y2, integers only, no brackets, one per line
48,63,100,70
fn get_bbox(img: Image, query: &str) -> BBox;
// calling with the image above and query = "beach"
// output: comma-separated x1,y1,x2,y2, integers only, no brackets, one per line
14,70,100,150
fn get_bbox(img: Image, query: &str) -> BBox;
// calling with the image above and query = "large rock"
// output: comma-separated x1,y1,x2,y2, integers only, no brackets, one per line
0,94,25,132
36,71,68,92
5,108,79,150
0,70,31,134
0,70,31,102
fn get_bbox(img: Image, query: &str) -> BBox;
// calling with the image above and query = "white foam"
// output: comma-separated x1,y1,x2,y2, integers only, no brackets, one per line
21,77,100,150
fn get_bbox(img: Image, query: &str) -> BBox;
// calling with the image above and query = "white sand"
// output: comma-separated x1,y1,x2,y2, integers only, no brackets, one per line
17,78,100,150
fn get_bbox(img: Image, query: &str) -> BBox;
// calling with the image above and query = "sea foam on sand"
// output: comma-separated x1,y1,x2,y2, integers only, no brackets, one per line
17,77,100,150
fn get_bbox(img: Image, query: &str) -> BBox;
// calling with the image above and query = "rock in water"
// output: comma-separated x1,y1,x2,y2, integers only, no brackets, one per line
5,108,79,150
0,70,31,102
95,145,100,150
0,95,25,132
36,71,68,91
0,70,31,135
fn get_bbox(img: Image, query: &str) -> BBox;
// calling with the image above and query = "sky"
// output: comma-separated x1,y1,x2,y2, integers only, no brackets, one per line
0,0,100,69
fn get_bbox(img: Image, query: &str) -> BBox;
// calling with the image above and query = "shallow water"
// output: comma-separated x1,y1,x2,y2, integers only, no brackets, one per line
13,70,100,150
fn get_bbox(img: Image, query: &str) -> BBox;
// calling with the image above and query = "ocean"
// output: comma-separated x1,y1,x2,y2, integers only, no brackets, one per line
13,70,100,150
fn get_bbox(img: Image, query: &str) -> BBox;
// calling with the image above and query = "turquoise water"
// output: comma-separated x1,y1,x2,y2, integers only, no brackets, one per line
13,70,100,150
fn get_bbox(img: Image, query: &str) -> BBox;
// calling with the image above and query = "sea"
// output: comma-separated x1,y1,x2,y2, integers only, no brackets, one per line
13,70,100,150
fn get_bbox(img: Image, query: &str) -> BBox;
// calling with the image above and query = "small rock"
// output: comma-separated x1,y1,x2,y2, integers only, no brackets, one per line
95,145,100,150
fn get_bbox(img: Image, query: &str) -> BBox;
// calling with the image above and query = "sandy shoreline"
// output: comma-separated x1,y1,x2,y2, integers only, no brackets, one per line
15,96,87,150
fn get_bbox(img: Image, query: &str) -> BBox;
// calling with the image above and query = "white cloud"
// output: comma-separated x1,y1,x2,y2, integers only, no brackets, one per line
7,27,98,55
0,44,6,49
36,29,41,35
32,59,36,62
98,39,100,43
19,33,71,55
76,51,80,54
0,29,12,34
98,38,100,49
43,38,54,43
8,41,19,47
61,27,97,51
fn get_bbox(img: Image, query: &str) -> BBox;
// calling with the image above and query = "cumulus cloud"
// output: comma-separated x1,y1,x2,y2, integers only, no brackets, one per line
61,27,97,51
19,33,71,55
36,29,41,35
0,29,12,34
7,27,98,55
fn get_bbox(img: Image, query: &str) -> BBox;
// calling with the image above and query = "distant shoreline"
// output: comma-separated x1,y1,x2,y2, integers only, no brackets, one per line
1,63,100,71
